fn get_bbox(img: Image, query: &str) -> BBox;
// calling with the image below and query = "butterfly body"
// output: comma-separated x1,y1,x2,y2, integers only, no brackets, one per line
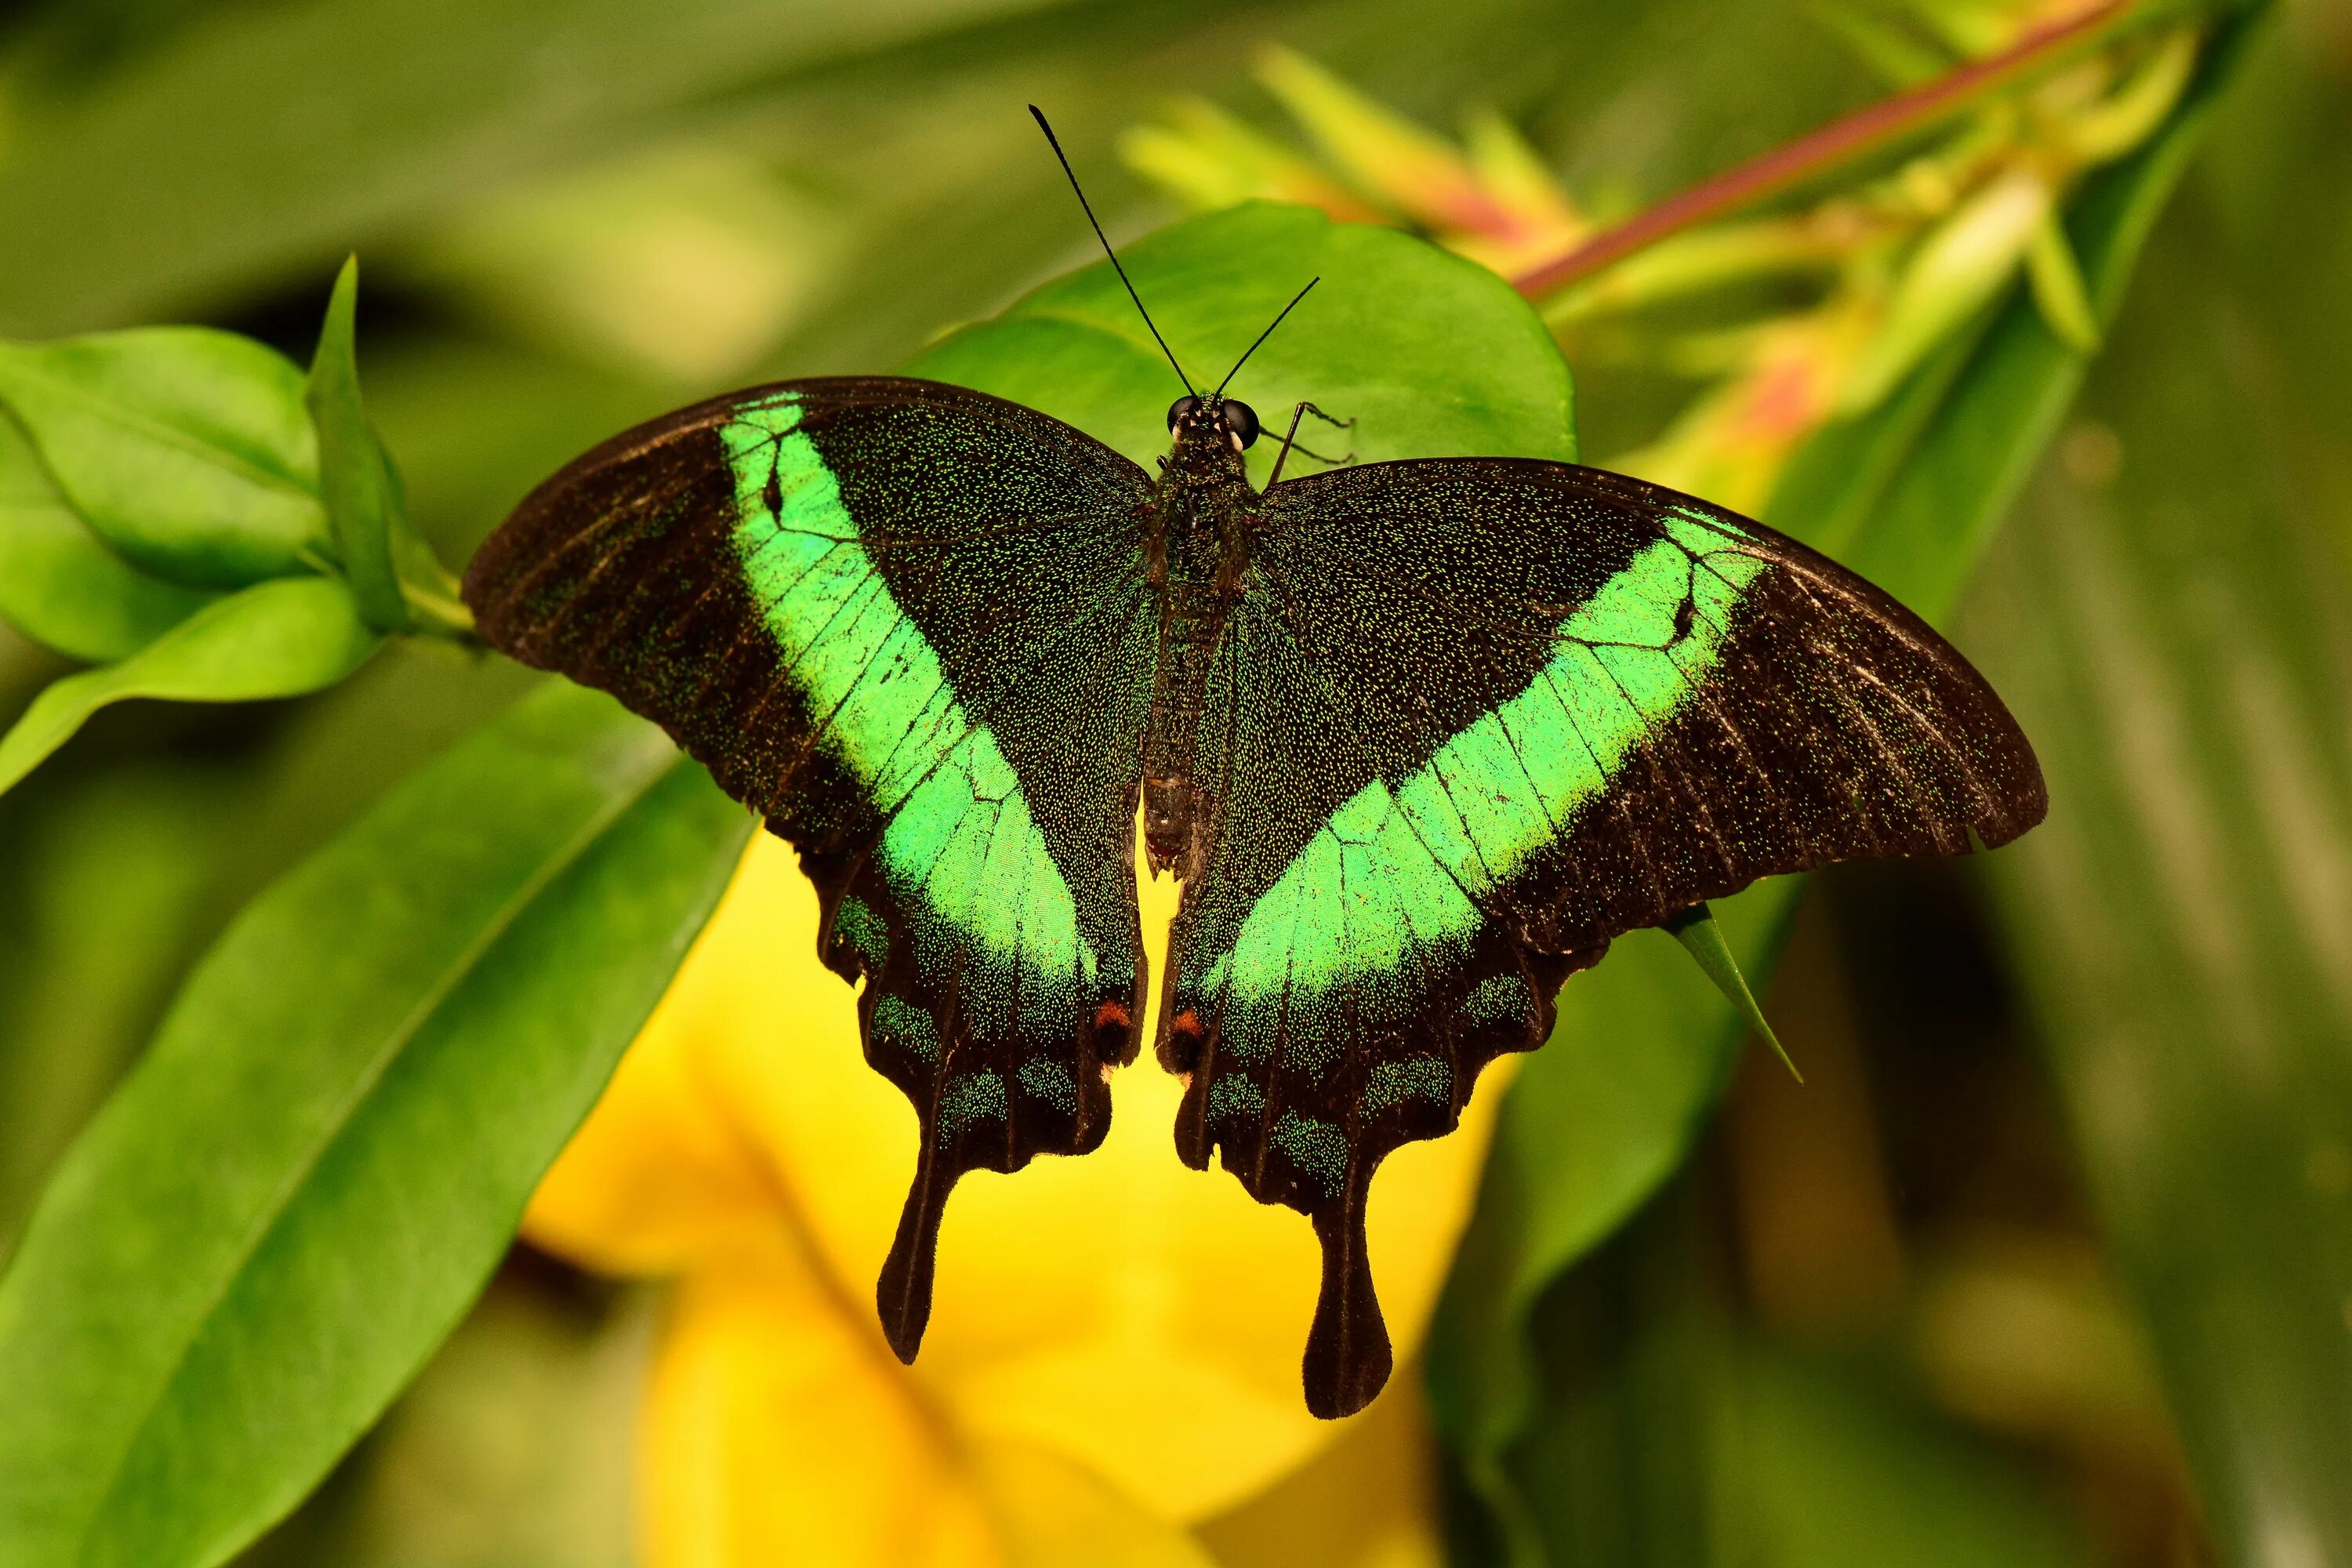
1142,395,1262,876
464,368,2044,1419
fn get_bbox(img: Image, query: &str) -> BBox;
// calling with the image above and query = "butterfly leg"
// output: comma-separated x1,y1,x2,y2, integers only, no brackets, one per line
1264,401,1356,487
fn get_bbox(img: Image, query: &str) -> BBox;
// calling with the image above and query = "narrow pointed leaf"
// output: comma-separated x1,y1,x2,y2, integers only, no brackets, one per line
306,257,414,633
303,257,470,639
1667,902,1802,1082
2025,212,2101,354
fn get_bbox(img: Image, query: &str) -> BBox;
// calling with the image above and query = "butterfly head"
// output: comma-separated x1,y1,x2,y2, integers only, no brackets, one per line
1162,393,1258,489
1168,394,1259,452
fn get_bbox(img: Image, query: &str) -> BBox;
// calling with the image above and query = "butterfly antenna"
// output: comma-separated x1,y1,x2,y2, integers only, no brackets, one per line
1029,105,1193,397
1215,277,1318,400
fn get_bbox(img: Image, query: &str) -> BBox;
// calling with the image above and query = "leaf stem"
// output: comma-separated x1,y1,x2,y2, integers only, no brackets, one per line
1511,0,2140,299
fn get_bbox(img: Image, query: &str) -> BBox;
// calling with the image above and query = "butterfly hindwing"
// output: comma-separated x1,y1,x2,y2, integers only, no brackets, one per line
1163,457,2045,1417
463,376,1158,1358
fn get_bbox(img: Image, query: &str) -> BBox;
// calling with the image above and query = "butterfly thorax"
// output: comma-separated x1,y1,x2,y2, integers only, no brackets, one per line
1141,401,1259,879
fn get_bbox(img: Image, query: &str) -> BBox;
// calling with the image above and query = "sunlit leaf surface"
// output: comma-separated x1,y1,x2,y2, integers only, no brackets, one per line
0,415,218,663
0,331,326,587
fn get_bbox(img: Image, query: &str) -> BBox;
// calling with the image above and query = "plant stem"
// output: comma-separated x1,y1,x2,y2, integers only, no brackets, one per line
1512,0,2140,298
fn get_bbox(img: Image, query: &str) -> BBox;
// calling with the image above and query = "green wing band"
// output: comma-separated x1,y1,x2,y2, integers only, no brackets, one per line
1209,509,1766,1033
722,394,1101,1006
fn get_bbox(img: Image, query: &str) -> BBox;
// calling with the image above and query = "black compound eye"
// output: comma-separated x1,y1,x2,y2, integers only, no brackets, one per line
1222,399,1259,448
1167,394,1200,431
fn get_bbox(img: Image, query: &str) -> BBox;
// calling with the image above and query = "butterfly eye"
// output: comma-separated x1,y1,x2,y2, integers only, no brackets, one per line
1167,395,1200,432
1223,400,1259,449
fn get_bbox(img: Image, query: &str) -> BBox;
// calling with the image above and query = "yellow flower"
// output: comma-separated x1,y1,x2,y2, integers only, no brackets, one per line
524,827,1509,1566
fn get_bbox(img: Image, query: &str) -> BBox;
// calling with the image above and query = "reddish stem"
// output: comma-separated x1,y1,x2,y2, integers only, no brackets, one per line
1512,0,2137,298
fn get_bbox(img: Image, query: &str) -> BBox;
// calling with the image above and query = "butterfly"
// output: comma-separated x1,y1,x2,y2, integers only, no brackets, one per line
459,113,2045,1420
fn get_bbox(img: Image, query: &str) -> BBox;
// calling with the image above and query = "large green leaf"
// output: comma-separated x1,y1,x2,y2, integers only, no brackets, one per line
905,199,1577,466
0,576,383,799
0,681,750,1568
0,329,328,588
1428,16,2260,1562
1966,122,2352,1568
0,767,235,1264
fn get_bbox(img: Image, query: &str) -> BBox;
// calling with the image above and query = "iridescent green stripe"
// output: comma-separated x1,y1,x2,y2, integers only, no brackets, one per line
720,394,1095,989
1216,514,1765,1019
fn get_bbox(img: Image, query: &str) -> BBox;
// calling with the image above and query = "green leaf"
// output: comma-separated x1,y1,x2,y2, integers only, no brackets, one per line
1666,902,1801,1082
2024,210,2101,354
904,200,1577,470
0,681,751,1568
306,257,414,633
0,412,218,662
304,257,471,639
0,576,382,800
1430,16,2260,1560
0,329,328,588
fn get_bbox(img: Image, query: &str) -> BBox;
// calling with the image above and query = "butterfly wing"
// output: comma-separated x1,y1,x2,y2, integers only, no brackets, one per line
1166,456,2045,1417
463,376,1158,1359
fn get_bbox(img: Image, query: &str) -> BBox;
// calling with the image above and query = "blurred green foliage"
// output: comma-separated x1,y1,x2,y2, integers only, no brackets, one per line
1966,7,2352,1544
0,1,2345,1566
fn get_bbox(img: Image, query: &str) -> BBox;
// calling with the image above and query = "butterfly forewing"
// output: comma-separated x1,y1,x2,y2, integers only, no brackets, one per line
1163,457,2045,1417
463,376,1158,1359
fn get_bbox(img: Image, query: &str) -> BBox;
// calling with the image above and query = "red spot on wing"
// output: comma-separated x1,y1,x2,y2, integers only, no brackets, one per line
1094,1000,1132,1033
1171,1008,1205,1038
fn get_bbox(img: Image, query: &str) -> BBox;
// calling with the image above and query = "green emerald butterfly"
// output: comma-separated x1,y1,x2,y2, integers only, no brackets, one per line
461,120,2045,1420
